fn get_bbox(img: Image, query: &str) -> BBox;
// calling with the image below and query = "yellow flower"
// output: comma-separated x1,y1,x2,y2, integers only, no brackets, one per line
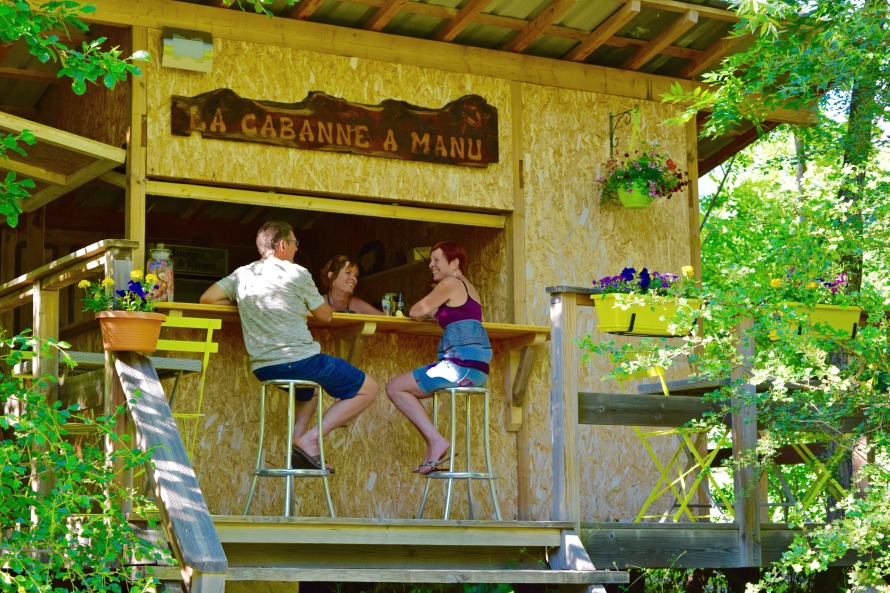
806,281,818,289
770,278,783,288
101,278,115,287
130,269,144,281
145,273,158,284
78,280,90,289
681,265,694,278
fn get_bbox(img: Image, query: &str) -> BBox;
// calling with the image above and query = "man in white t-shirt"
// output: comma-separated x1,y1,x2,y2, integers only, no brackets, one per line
201,220,378,472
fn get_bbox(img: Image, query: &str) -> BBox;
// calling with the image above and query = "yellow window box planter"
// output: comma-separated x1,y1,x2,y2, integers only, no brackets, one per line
591,293,701,337
769,303,862,341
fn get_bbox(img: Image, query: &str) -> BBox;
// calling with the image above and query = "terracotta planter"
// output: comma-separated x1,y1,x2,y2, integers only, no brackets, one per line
592,293,701,337
618,182,655,210
95,311,166,352
769,303,862,341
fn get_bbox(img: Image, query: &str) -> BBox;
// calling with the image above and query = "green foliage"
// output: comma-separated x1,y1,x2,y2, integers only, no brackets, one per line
0,0,149,224
222,0,296,16
0,1,149,95
1,332,169,592
661,0,889,155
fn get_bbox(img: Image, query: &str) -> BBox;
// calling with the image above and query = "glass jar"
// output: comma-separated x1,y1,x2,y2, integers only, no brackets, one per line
147,244,175,302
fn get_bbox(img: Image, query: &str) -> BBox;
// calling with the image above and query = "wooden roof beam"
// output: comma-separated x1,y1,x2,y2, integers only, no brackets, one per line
83,0,814,126
503,0,578,53
564,0,640,62
699,120,781,174
640,0,738,23
434,0,492,43
287,0,325,20
0,67,63,84
679,33,747,79
621,9,697,71
364,0,409,33
0,105,37,119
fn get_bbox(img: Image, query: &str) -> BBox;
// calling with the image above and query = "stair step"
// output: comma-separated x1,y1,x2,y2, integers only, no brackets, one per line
147,566,628,585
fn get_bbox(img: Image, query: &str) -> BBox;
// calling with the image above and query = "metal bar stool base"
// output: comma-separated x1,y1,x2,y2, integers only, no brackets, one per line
243,379,335,518
417,386,501,520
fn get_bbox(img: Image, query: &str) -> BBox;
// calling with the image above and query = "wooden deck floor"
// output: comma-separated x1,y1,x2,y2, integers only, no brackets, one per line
143,517,629,586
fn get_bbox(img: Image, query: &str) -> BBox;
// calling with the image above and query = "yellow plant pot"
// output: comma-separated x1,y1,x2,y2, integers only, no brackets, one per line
768,303,862,341
591,293,701,337
96,311,166,352
617,182,655,210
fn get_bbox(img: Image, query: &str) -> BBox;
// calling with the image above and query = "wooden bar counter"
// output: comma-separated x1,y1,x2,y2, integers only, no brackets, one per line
146,302,549,520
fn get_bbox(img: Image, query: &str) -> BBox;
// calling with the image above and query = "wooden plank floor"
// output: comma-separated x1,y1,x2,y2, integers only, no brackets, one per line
141,517,629,585
211,516,575,547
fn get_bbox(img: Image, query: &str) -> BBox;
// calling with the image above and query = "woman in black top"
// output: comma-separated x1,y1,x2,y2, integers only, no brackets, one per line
319,255,385,316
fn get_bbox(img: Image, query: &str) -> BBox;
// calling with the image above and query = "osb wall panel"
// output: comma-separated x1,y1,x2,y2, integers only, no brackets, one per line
192,323,518,520
37,25,130,146
144,31,512,211
518,84,697,522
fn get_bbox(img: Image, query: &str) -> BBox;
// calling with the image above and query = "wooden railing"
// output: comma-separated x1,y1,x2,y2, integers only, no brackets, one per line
546,285,761,565
1,240,227,592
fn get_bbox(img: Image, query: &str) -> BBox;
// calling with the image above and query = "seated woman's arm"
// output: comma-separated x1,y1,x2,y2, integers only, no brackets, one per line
409,277,458,320
348,297,385,316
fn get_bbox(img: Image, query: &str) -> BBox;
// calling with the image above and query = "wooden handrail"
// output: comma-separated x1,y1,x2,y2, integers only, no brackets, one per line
0,239,139,314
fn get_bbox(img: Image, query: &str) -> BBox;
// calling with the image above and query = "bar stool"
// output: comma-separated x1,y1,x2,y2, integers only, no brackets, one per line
417,386,501,520
243,379,335,517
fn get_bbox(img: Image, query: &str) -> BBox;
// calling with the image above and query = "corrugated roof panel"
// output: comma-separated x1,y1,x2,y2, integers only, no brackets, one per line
450,21,519,50
308,0,375,27
383,10,447,38
523,34,577,60
553,0,626,32
484,0,549,21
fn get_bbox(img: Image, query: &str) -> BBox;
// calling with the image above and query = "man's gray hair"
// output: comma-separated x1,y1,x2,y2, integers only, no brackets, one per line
256,220,294,259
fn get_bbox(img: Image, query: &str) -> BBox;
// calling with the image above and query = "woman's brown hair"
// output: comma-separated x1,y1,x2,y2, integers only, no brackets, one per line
319,255,357,294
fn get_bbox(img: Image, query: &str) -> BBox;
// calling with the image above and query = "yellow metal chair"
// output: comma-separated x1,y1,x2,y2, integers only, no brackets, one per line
155,316,222,459
614,363,733,522
760,438,849,520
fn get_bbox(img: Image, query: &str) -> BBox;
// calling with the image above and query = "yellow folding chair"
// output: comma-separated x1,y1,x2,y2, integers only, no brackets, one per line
155,316,221,459
614,363,733,522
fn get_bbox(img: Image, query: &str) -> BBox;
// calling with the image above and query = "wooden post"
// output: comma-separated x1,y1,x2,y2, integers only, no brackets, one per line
731,317,761,566
32,282,59,496
550,290,580,531
685,118,702,282
127,25,148,268
509,79,530,520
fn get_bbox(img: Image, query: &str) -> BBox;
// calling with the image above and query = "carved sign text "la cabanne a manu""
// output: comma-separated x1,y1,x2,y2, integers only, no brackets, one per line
171,89,499,168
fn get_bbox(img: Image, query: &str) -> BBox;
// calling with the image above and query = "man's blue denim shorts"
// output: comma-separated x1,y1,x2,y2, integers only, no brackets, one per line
253,353,365,401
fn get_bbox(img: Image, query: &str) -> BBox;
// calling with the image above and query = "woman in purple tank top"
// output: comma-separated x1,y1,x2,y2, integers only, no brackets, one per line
385,241,492,475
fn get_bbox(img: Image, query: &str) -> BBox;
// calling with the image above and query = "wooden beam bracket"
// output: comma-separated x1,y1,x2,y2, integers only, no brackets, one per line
503,332,547,431
332,321,377,366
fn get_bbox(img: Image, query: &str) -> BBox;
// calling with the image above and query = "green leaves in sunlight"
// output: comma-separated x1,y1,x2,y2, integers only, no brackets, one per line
1,332,168,593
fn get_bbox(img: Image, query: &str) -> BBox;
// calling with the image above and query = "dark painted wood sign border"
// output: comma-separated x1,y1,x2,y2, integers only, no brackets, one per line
171,88,499,167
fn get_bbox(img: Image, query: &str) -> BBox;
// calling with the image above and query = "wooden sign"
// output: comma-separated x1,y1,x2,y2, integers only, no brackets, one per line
171,88,498,167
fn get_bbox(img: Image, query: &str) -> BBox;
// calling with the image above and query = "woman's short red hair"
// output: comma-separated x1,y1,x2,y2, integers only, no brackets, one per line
431,241,467,273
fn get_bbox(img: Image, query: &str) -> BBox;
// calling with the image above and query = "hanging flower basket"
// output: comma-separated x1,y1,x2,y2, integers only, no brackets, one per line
95,311,166,352
768,303,862,341
618,182,655,210
592,293,701,337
